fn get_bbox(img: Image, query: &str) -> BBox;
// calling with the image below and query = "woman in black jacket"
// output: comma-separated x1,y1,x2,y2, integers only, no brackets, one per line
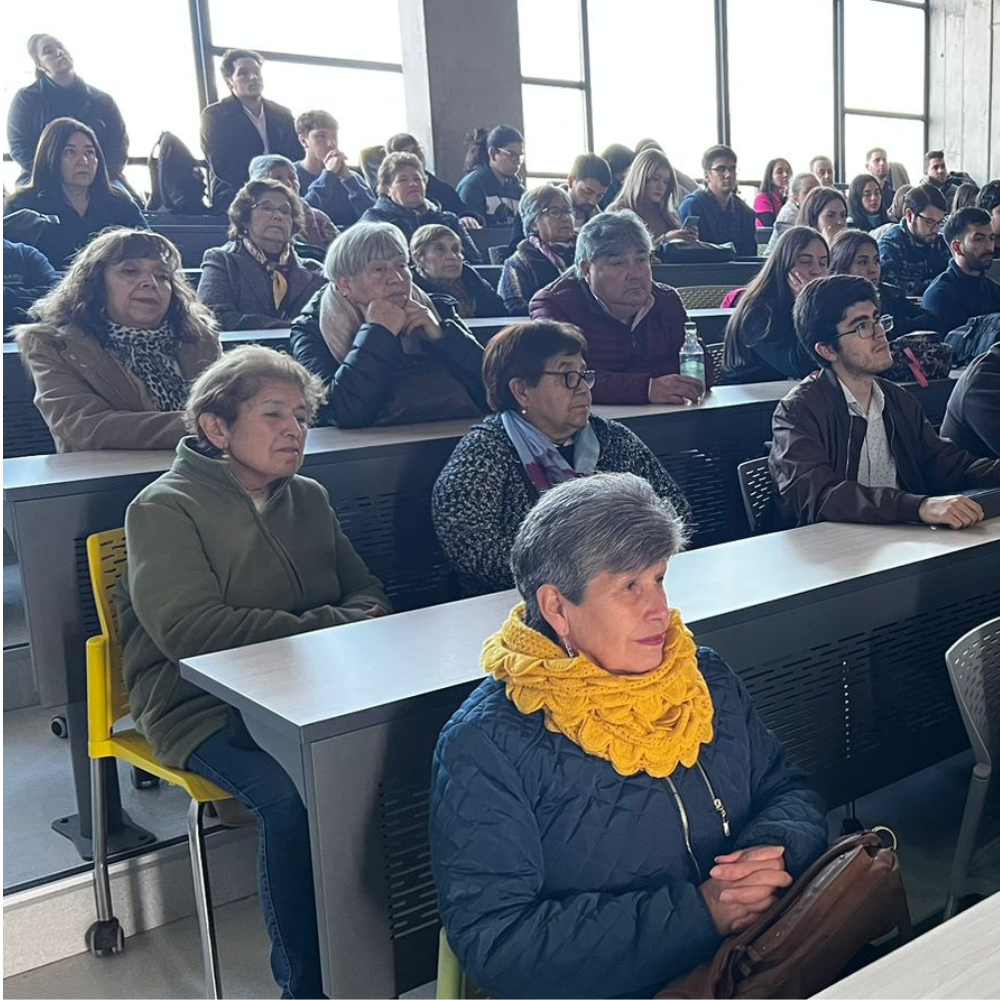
359,152,482,264
721,226,829,384
499,185,575,315
7,34,129,186
4,117,146,270
846,174,889,232
290,221,488,428
385,132,484,229
410,224,505,319
829,229,943,335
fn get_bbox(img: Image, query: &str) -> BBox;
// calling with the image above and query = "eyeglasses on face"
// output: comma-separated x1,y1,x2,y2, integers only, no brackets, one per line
539,206,574,219
709,165,737,176
540,369,596,390
496,148,524,162
836,314,894,340
915,212,946,230
252,202,293,218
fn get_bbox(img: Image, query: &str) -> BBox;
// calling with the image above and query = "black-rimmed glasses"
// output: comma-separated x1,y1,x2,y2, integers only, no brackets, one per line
540,369,596,390
836,315,894,340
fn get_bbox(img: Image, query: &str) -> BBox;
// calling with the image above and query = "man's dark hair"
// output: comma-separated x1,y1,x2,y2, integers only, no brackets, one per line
924,149,945,167
569,153,612,187
220,48,263,79
944,206,991,243
976,180,1000,214
904,183,948,216
702,144,736,172
793,274,879,366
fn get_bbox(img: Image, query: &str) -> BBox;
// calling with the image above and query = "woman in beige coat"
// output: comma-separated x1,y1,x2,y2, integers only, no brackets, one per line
16,229,220,452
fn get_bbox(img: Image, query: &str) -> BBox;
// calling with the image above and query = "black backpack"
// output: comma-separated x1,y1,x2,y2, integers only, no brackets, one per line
148,132,208,214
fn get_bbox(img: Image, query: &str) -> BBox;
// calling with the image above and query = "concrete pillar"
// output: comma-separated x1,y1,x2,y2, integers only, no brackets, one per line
928,0,998,182
398,0,523,185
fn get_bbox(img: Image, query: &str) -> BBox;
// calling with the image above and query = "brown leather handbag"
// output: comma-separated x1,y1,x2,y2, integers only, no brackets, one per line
656,830,911,1000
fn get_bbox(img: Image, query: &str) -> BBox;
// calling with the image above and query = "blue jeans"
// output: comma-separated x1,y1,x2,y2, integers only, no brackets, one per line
187,711,324,999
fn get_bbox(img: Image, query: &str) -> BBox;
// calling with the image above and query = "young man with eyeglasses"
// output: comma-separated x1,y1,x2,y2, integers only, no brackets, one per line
921,207,999,333
678,144,756,256
770,274,1000,527
876,184,951,296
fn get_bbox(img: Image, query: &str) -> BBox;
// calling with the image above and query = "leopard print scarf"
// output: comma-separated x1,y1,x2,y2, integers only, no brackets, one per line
104,322,191,412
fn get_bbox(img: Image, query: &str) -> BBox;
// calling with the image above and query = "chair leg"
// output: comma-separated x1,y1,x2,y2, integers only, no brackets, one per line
188,799,223,999
85,757,124,956
944,769,989,921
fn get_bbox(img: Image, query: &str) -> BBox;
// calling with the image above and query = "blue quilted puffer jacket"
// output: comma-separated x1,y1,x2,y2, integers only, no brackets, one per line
429,647,828,999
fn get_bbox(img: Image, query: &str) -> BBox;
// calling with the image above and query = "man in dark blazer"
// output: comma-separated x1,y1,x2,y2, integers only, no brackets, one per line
200,49,300,212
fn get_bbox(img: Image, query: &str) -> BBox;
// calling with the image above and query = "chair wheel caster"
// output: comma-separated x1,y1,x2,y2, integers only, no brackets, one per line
131,767,160,790
86,918,124,957
50,715,69,739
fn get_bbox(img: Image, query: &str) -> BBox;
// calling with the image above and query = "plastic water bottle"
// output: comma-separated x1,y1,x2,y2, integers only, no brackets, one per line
679,321,705,398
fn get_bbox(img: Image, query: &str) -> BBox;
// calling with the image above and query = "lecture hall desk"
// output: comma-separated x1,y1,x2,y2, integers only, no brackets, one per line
2,384,788,845
181,519,1000,999
815,891,1000,999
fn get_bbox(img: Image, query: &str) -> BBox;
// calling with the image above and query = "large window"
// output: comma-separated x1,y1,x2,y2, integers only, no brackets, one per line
206,0,405,163
517,0,928,196
589,0,717,178
2,2,201,194
843,0,926,181
727,0,835,184
518,0,587,184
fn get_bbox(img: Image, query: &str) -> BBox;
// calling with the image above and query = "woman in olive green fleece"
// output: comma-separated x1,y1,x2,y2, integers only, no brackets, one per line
117,345,390,999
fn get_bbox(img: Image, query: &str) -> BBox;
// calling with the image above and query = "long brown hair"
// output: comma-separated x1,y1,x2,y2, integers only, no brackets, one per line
723,226,828,369
26,229,217,343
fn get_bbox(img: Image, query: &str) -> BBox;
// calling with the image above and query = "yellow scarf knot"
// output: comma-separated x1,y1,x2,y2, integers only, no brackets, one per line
482,603,714,778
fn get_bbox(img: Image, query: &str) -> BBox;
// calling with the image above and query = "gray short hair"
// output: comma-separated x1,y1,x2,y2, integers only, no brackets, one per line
574,209,652,276
322,221,408,282
519,184,571,236
248,154,297,181
511,473,687,637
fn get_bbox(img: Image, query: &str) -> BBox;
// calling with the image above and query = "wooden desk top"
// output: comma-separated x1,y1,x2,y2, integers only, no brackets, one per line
180,519,1000,743
2,383,791,499
815,892,1000,998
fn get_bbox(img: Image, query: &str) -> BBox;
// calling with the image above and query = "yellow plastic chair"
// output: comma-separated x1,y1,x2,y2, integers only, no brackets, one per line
86,529,231,998
436,929,487,999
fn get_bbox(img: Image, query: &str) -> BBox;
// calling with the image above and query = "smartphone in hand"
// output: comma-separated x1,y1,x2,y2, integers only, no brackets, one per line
685,215,700,233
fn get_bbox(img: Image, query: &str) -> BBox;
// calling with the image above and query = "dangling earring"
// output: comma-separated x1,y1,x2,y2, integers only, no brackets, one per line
561,636,576,658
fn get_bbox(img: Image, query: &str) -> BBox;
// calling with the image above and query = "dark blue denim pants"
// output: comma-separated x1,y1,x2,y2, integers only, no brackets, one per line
188,712,324,999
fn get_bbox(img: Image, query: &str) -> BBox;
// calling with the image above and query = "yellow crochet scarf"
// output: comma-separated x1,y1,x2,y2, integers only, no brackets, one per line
483,603,714,778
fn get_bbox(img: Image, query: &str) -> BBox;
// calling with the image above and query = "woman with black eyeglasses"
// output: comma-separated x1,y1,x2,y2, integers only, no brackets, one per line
432,320,690,596
197,178,326,330
456,124,526,227
500,185,577,314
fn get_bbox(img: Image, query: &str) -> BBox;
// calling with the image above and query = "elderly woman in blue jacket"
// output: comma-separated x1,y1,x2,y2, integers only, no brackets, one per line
429,473,828,1000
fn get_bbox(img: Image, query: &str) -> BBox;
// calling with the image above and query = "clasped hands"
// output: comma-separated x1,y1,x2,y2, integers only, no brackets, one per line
364,298,443,342
698,844,792,937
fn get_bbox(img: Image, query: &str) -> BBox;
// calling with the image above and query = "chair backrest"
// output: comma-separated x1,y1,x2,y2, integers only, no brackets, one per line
706,341,725,375
86,529,130,741
675,284,738,309
945,616,1000,769
488,245,508,265
737,456,778,533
